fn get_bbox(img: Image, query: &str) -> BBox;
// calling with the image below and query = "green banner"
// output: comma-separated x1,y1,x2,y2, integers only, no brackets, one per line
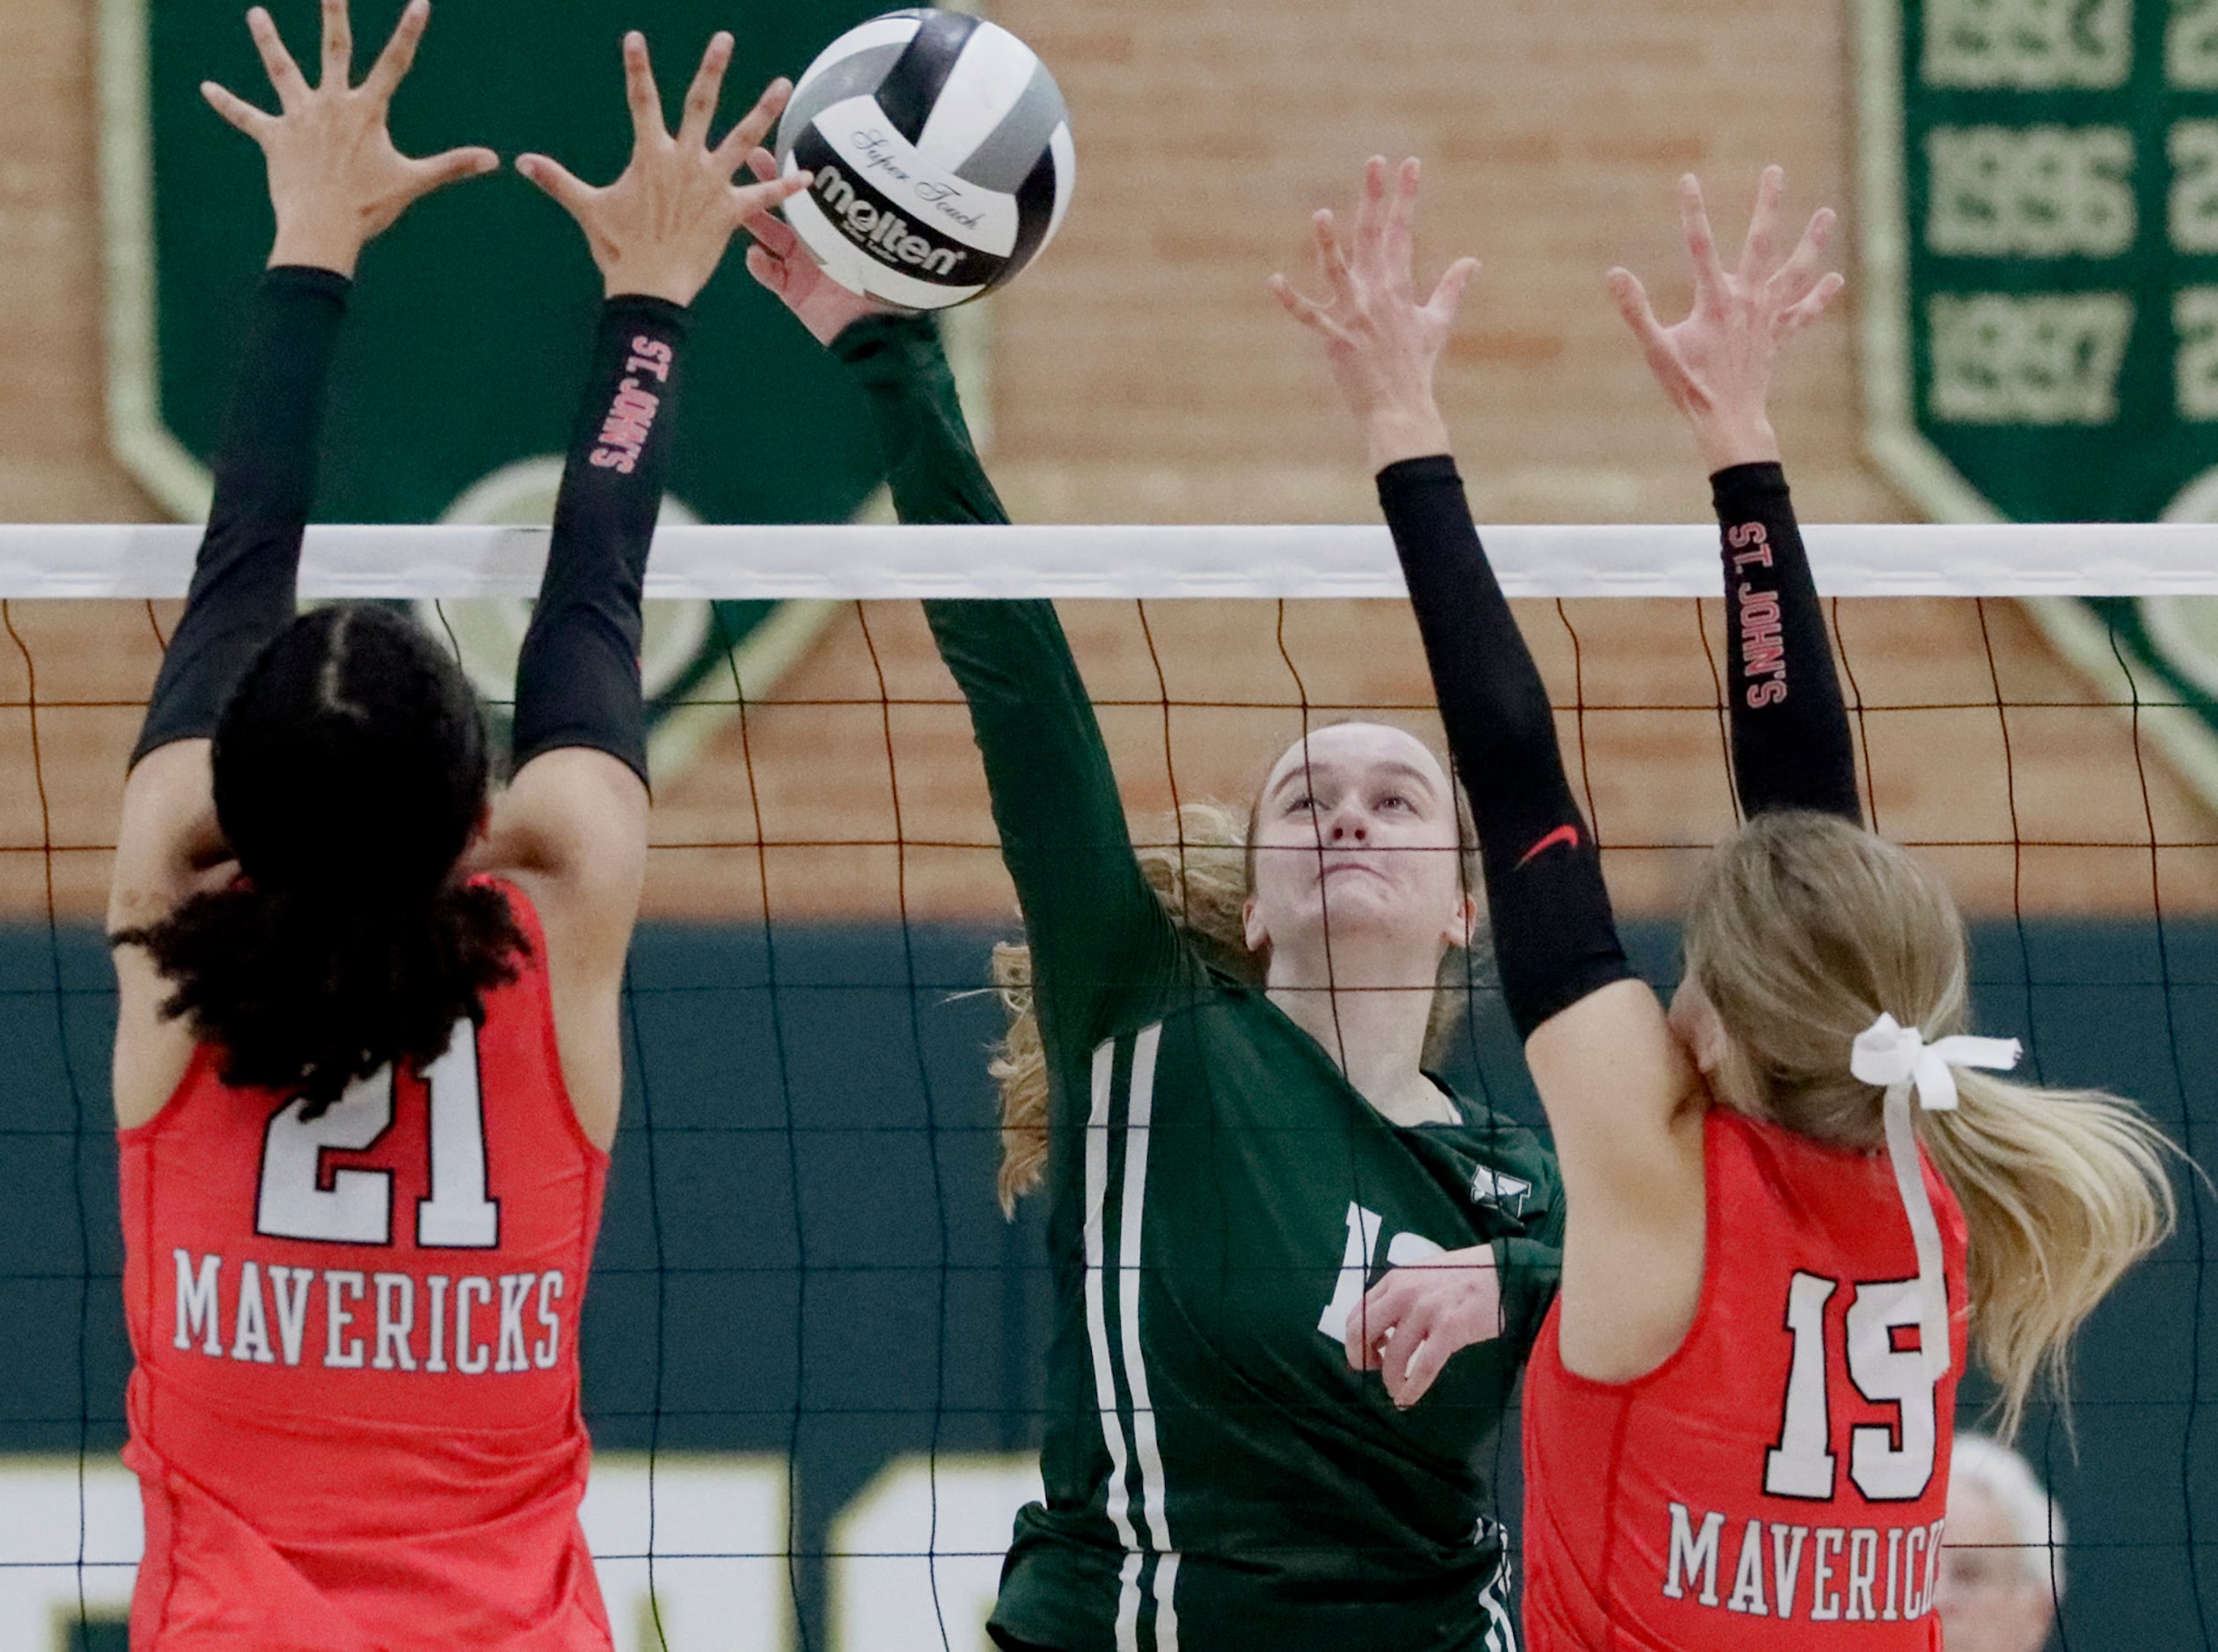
1859,0,2218,809
97,0,989,772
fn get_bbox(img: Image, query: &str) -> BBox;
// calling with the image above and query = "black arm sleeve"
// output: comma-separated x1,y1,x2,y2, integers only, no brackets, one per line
1712,462,1862,823
130,267,351,765
1377,457,1634,1039
510,295,692,786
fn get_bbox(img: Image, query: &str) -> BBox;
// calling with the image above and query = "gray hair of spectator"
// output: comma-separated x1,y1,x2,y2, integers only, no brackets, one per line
1952,1432,2068,1601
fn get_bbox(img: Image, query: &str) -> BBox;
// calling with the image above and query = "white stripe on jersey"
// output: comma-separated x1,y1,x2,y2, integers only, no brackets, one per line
1085,1026,1177,1652
1084,1040,1141,1579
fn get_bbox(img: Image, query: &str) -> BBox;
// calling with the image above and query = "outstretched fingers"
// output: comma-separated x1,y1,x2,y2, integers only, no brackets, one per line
1422,255,1481,325
1768,206,1839,309
1775,270,1847,340
677,32,734,150
1351,155,1389,270
717,78,794,169
318,0,352,90
1382,157,1423,287
361,0,429,106
1607,267,1670,355
201,79,274,138
1312,207,1354,302
744,159,803,259
245,7,310,111
1268,271,1337,335
622,31,668,149
1679,172,1725,311
732,170,811,227
515,152,597,219
409,144,501,201
1738,164,1782,281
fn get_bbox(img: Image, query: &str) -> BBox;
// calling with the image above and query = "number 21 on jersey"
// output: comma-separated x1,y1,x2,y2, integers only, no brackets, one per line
256,1020,500,1249
1765,1271,1938,1502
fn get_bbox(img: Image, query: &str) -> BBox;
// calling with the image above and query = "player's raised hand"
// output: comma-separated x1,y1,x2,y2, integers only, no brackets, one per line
1607,166,1846,471
517,33,809,307
741,148,902,346
1343,1245,1504,1410
1271,156,1480,472
201,0,497,277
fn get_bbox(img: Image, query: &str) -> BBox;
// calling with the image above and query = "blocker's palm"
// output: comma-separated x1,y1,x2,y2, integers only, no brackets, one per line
1272,157,1479,470
1607,167,1845,471
201,0,496,277
517,33,809,307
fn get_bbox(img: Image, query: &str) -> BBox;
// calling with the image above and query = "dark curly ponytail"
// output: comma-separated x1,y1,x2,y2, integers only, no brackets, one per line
115,604,529,1115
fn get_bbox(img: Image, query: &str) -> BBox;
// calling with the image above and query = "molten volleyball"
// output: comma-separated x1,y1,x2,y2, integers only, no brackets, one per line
773,9,1074,310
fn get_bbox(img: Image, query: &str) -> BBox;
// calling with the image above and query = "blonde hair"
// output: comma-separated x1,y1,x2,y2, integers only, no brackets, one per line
1683,811,2178,1436
990,794,1482,1217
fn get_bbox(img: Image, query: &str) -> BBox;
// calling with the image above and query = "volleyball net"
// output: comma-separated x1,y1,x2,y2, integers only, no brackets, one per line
0,523,2210,1650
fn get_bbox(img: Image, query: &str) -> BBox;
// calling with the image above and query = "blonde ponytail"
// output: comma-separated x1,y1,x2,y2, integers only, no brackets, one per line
1922,1070,2175,1436
1687,811,2180,1436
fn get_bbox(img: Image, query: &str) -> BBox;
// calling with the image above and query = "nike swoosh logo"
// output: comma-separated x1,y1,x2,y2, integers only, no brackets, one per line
1516,824,1582,868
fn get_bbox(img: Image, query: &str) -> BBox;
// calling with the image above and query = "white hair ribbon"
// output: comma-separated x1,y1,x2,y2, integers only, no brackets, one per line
1850,1012,2022,1379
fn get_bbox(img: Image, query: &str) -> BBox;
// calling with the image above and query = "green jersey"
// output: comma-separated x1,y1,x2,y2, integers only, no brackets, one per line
837,318,1564,1652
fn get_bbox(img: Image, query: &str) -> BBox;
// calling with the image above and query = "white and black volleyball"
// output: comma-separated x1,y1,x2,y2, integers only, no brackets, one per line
774,9,1073,310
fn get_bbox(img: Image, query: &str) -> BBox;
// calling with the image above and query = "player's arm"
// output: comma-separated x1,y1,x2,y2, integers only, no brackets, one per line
1277,157,1703,1381
110,0,494,1122
746,220,1185,1048
472,34,806,1147
1608,167,1859,822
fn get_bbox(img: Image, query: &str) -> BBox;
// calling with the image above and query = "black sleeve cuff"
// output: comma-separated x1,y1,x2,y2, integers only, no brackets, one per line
1709,459,1790,519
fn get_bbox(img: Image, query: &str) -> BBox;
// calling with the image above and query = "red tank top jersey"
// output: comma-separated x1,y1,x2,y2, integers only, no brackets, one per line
1521,1107,1968,1650
118,877,613,1651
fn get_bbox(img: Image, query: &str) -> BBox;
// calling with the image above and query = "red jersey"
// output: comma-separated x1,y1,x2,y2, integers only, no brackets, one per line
1521,1107,1967,1650
118,878,613,1650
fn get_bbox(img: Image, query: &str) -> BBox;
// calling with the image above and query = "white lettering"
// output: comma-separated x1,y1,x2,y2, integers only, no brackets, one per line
1771,1524,1809,1620
267,1264,311,1366
1664,1503,1724,1606
457,1276,493,1375
2176,0,2218,88
1926,125,2134,258
1885,1525,1904,1619
1922,1518,1948,1614
229,1260,274,1363
1847,1280,1939,1500
323,1270,366,1368
427,1276,450,1373
535,1271,565,1370
1923,0,2130,88
371,1273,416,1371
1725,1518,1769,1615
494,1273,534,1373
1929,292,2133,425
2178,287,2218,420
1810,1528,1846,1620
1847,1528,1879,1620
173,1250,222,1355
1904,1524,1929,1617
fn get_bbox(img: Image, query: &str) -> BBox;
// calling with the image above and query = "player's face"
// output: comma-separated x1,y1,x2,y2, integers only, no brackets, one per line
1243,724,1472,968
1930,1481,2055,1652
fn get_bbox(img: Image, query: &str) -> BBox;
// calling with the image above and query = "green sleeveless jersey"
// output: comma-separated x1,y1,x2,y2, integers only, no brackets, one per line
838,318,1564,1652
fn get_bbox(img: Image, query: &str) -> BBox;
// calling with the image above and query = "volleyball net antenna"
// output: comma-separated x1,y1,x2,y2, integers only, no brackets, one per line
0,521,2210,1650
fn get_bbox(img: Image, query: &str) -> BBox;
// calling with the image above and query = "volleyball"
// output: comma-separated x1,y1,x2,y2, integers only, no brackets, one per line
772,9,1074,310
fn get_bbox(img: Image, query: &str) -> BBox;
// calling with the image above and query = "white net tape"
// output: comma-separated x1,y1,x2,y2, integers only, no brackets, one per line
3,521,2217,598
